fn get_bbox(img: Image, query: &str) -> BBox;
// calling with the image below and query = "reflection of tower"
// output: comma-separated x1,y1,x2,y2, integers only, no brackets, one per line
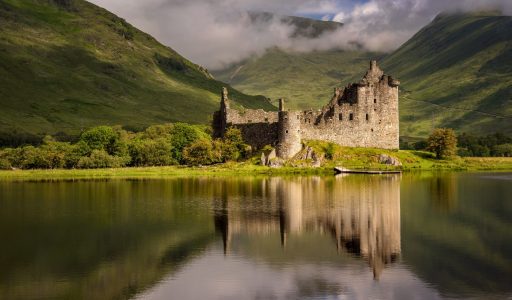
278,179,303,247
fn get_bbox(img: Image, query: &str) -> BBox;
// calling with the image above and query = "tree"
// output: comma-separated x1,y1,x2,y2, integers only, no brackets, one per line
220,127,248,162
493,143,512,157
80,126,119,154
183,140,214,166
128,138,176,166
169,123,211,163
427,128,458,159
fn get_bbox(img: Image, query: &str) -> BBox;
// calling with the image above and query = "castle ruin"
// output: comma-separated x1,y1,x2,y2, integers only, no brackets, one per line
213,60,400,158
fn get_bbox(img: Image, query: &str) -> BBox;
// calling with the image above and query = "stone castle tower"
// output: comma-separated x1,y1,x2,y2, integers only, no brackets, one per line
213,60,400,159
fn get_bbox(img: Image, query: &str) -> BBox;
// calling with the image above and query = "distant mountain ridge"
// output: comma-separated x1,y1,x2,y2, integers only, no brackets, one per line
248,11,343,38
0,0,274,139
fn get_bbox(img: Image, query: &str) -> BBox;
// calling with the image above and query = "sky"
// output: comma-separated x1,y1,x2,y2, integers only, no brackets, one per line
88,0,512,70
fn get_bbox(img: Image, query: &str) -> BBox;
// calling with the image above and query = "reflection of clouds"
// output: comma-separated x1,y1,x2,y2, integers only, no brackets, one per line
138,251,443,300
213,175,401,279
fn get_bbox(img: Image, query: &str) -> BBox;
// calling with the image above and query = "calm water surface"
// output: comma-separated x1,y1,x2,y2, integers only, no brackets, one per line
0,173,511,300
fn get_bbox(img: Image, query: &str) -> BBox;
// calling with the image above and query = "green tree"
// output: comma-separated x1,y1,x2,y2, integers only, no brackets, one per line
493,143,512,157
427,128,458,159
169,123,210,163
183,140,214,166
220,127,248,162
129,138,176,166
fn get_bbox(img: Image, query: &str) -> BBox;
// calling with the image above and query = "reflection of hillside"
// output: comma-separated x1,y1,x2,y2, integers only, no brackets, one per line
213,175,401,279
0,180,214,300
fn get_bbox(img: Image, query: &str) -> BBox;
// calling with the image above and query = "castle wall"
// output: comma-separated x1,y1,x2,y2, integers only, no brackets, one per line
224,108,279,150
299,76,399,149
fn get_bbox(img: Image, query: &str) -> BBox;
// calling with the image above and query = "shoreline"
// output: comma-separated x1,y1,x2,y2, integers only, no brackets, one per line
1,157,512,181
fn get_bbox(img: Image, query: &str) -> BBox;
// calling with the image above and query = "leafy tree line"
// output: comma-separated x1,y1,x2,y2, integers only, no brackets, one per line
0,123,248,170
401,131,512,157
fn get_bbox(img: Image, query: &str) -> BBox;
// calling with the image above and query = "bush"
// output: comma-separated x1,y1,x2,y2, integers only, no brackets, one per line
169,123,211,163
77,150,129,169
219,127,248,162
493,143,512,157
129,138,176,166
0,158,11,170
183,140,214,166
427,128,458,159
323,143,336,160
79,126,129,157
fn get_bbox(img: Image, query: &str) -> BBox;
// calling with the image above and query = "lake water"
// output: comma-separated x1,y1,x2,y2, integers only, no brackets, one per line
0,173,511,300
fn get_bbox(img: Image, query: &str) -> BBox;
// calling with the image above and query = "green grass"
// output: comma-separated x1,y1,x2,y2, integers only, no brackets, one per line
0,0,275,138
1,146,511,181
214,13,512,137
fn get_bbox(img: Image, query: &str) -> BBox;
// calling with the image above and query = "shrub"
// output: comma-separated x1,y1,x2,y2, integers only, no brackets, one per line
129,138,176,166
220,127,248,161
0,157,11,170
77,150,129,169
427,128,458,159
493,143,512,157
183,140,214,166
169,123,211,163
323,143,336,160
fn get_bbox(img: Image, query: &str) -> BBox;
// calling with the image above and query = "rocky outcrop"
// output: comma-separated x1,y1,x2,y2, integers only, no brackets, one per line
379,154,402,166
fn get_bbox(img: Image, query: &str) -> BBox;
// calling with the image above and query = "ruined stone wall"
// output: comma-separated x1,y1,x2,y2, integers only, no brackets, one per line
298,62,399,149
225,108,279,150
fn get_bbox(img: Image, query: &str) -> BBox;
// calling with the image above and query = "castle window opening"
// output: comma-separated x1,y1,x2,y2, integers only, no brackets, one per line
366,114,369,121
339,113,343,121
349,113,354,121
264,118,268,122
286,130,289,134
374,98,377,103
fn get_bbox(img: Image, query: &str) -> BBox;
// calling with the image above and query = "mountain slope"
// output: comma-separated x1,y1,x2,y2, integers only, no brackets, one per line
0,0,274,138
381,12,512,137
213,48,380,109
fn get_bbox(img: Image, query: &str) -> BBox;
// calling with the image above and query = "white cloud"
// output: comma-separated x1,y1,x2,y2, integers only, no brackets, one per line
88,0,512,70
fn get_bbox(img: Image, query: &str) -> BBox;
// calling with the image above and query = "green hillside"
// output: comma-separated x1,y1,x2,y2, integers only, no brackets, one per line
381,12,512,137
0,0,274,139
212,48,380,109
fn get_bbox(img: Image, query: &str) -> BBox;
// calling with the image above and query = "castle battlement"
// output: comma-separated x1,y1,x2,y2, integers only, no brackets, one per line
213,60,400,159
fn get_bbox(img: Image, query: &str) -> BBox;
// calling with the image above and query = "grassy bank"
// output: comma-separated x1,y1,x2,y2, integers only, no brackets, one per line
0,163,333,181
1,148,511,181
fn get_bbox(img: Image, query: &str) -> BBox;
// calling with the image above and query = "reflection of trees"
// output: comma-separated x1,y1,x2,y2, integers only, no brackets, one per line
430,174,458,212
0,179,214,300
213,175,402,279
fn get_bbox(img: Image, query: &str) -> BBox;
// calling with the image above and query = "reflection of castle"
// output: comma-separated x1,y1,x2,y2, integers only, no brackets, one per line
214,175,401,279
